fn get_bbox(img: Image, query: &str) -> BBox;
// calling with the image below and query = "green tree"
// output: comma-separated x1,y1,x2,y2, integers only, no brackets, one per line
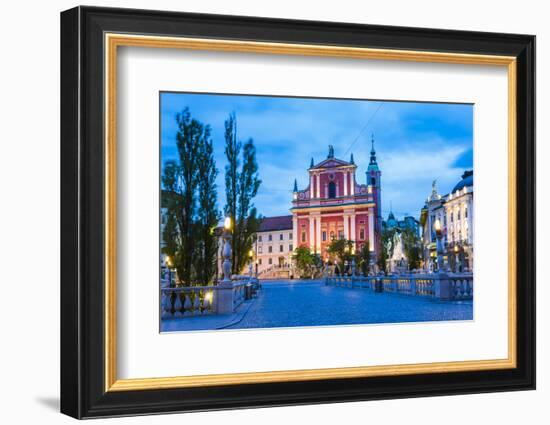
326,239,354,274
292,246,317,278
223,114,262,274
161,108,217,286
162,162,187,284
358,241,371,276
195,136,220,285
235,139,261,273
401,227,422,270
223,113,240,272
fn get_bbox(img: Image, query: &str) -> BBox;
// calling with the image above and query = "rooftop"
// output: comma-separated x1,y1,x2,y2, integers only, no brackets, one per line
258,215,293,232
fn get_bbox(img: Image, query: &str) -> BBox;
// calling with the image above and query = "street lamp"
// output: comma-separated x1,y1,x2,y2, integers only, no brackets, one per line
248,249,254,277
221,217,232,284
434,218,444,272
224,216,232,232
165,255,173,288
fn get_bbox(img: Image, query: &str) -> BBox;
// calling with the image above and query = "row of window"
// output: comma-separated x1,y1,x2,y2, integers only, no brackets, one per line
449,206,468,223
300,228,367,243
258,244,294,254
257,258,290,266
450,228,469,243
258,232,292,243
431,206,469,230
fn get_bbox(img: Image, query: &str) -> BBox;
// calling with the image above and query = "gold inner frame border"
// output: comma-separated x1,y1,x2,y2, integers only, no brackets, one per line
104,33,517,392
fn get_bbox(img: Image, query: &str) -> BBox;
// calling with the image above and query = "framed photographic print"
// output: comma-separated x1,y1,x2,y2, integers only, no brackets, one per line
60,6,535,419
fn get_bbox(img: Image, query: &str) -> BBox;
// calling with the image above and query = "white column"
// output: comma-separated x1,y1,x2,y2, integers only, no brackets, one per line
316,175,320,198
350,172,355,195
368,209,375,254
310,174,314,198
343,172,348,196
309,214,315,251
350,213,356,243
316,215,322,254
292,215,298,249
343,213,349,240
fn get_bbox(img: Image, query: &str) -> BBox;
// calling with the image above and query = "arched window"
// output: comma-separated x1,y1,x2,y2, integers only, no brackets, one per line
328,181,336,198
370,177,376,185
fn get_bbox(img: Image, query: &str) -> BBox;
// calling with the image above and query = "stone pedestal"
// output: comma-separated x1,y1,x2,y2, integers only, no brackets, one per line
216,281,234,314
434,272,452,300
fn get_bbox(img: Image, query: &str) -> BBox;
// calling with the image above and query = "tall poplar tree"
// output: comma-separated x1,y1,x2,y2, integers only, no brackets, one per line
223,113,241,272
235,139,261,273
196,136,220,284
223,113,262,274
161,107,217,286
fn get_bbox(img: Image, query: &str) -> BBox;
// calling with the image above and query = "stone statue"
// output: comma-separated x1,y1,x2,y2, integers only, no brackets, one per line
389,231,408,273
328,145,334,158
429,179,441,201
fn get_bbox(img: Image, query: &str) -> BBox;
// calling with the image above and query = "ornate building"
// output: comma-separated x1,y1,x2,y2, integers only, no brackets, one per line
291,140,383,260
420,171,474,272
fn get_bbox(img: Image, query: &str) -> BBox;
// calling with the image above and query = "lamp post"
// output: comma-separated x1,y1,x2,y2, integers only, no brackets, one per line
434,218,444,272
165,256,173,288
217,217,236,314
248,249,254,278
221,216,232,284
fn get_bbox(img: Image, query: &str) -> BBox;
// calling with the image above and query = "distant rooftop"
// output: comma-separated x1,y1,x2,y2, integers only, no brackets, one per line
258,215,293,232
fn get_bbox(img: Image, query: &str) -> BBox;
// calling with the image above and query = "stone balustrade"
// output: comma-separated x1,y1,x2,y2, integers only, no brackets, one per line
448,275,474,300
325,272,472,301
161,275,260,319
161,286,215,319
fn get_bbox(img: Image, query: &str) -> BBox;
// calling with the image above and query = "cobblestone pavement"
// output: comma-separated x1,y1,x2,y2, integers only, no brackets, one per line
226,279,473,330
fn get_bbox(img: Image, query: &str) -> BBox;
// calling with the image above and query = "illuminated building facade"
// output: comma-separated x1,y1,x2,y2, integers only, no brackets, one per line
291,141,382,260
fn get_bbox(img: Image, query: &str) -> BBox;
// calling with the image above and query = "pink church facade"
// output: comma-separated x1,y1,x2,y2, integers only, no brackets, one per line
291,142,382,260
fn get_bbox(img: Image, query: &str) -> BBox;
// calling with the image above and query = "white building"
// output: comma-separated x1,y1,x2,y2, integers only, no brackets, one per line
420,171,473,272
253,215,294,278
214,215,295,279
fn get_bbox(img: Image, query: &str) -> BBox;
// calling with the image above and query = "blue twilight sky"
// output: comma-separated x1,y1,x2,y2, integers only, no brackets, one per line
160,92,473,220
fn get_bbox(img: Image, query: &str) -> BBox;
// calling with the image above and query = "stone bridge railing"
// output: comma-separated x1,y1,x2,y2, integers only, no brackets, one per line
161,275,259,319
325,272,473,301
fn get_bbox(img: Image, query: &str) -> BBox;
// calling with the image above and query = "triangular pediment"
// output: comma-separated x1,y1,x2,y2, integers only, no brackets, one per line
312,158,352,169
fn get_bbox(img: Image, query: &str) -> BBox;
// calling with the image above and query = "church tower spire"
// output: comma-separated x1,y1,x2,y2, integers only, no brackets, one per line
366,133,382,254
368,134,379,171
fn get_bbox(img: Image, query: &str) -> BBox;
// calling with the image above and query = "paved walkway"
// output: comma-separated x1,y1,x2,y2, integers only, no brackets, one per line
160,299,255,332
162,279,472,332
228,279,472,329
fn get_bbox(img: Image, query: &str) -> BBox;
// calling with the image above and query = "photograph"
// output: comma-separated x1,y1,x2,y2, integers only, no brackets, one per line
57,4,536,419
159,92,474,332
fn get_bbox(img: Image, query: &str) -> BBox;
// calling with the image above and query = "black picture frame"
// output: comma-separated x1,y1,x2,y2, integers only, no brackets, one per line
61,5,535,419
